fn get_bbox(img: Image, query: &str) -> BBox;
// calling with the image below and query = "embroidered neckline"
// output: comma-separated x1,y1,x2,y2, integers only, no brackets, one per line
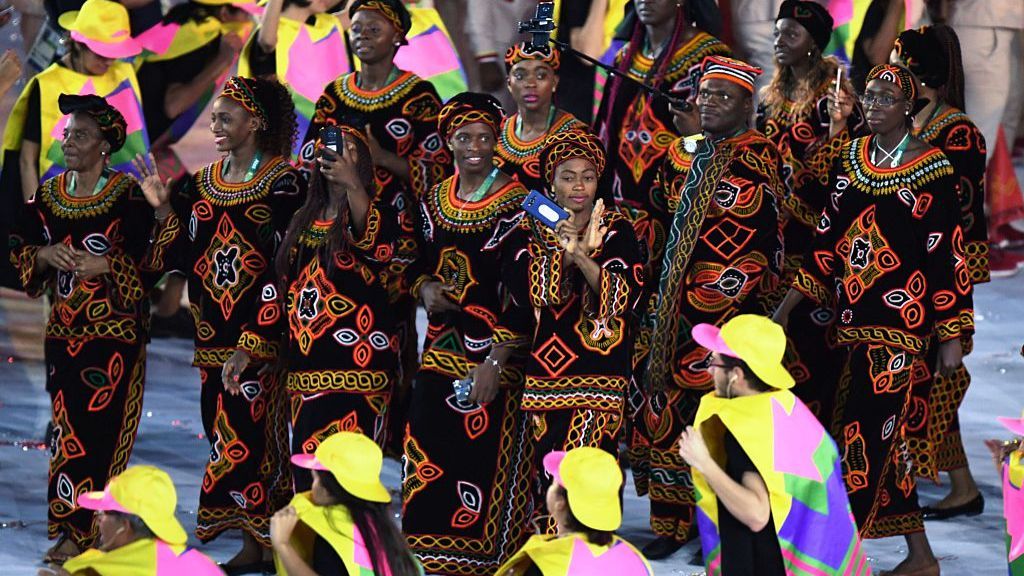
497,110,579,159
624,31,723,83
197,156,291,206
428,175,527,233
915,106,969,144
41,171,132,219
841,136,953,195
335,70,420,112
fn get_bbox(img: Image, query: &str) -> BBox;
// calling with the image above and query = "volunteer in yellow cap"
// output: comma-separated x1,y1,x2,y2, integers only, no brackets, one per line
46,466,222,575
271,432,421,576
1,0,150,289
679,314,869,575
496,447,653,575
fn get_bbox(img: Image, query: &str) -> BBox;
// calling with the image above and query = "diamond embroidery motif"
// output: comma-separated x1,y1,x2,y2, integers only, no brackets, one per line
532,334,579,378
702,217,756,261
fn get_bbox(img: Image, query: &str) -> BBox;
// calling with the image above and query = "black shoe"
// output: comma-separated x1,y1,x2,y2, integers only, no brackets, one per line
921,492,984,520
641,536,685,560
218,560,275,575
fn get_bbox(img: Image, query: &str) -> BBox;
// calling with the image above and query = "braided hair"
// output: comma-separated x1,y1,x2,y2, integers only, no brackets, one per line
247,77,297,158
761,52,844,121
930,24,966,112
599,4,689,139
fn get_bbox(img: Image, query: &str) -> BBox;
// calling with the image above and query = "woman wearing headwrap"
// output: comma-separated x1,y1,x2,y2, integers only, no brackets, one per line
0,0,150,288
134,0,256,339
775,64,973,576
494,43,587,194
299,0,452,456
891,24,988,523
240,0,350,160
593,0,729,214
402,92,534,576
9,94,174,564
136,76,306,573
501,130,643,528
222,125,401,494
757,0,865,427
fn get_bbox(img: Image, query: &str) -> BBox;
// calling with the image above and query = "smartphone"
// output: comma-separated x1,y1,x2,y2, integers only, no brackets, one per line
319,125,343,158
452,377,474,405
521,190,570,229
669,97,693,113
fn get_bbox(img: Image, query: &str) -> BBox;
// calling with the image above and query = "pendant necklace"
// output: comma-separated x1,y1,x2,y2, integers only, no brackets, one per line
871,131,910,168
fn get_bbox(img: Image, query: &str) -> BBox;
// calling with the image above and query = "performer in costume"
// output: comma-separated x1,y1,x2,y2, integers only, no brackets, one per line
223,126,400,492
632,55,784,560
986,411,1024,576
271,432,421,576
681,315,870,576
592,0,729,212
757,0,866,425
9,95,173,564
240,0,351,160
495,43,586,194
496,447,653,576
890,25,989,521
774,64,973,576
300,0,452,455
502,129,643,522
0,0,149,288
58,466,222,575
402,92,534,576
136,76,305,572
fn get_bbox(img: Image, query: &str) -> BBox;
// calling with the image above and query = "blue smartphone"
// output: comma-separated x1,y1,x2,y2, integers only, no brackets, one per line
521,190,569,229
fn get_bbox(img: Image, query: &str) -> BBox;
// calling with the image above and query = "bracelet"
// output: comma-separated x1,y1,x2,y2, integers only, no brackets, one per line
484,355,503,374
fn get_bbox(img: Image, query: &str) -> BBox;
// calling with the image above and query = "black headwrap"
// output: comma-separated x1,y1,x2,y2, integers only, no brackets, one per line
349,0,412,45
57,93,127,153
776,0,834,52
894,27,948,88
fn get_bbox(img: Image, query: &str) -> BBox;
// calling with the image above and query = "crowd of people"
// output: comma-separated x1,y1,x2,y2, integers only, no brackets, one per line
1,0,1023,575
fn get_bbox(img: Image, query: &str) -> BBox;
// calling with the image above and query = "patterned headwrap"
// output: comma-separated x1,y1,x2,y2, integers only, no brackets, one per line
539,129,606,185
349,0,412,46
866,63,919,103
58,93,127,152
504,42,561,73
437,92,504,140
894,27,949,88
776,0,834,52
220,76,268,129
700,55,763,94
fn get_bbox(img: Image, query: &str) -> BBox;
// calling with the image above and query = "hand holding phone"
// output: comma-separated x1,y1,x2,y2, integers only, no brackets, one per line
521,190,570,230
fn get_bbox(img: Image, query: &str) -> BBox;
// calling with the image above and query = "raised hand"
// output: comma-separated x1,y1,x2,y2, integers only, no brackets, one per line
132,154,170,212
579,199,608,254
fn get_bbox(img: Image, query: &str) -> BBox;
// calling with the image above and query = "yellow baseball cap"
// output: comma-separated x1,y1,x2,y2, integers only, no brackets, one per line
78,465,188,545
543,447,622,531
58,0,142,59
291,432,391,503
692,314,795,389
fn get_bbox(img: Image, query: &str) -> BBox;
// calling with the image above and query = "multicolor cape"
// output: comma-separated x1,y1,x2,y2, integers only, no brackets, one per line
2,62,149,181
1005,450,1024,576
495,534,653,576
391,6,467,102
693,390,871,576
238,13,352,160
62,538,222,576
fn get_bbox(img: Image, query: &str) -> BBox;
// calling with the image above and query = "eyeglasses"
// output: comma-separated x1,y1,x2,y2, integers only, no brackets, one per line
860,93,903,109
706,362,732,372
696,89,732,104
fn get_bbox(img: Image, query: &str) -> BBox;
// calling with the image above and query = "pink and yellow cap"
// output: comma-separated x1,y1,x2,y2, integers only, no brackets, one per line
59,0,142,59
692,314,795,389
78,465,187,545
998,410,1024,437
291,432,391,504
543,447,622,531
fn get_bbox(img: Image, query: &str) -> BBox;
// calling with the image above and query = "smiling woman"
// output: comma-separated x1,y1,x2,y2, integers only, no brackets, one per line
8,93,173,565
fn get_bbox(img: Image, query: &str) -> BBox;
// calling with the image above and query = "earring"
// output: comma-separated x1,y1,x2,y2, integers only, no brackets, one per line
807,49,813,58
